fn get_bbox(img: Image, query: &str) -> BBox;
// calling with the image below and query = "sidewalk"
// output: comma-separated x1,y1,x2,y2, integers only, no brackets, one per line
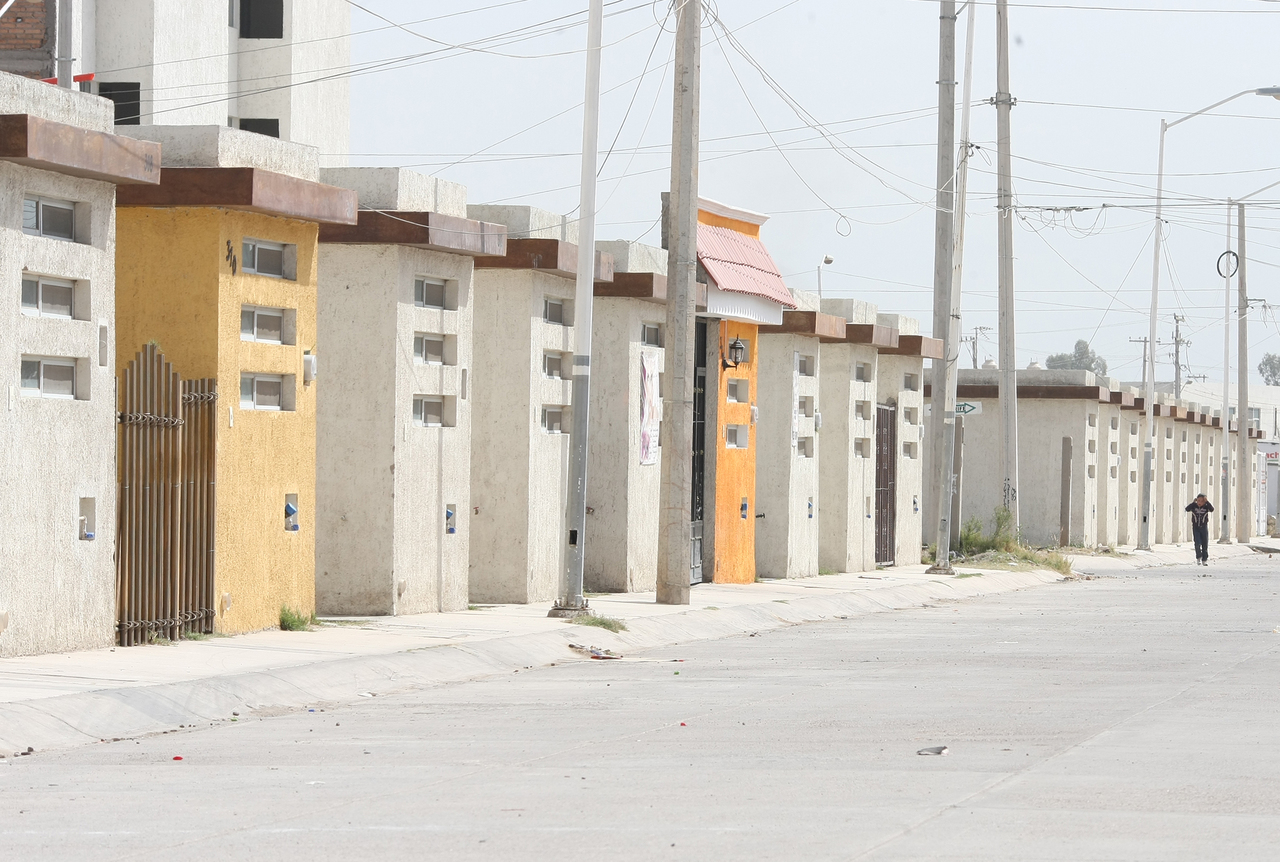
0,541,1259,756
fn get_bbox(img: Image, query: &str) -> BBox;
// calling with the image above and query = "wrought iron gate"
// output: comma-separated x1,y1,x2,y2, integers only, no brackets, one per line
690,320,707,584
116,344,218,646
875,404,897,564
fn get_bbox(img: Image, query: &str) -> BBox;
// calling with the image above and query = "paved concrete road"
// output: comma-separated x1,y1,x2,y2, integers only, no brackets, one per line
3,556,1279,861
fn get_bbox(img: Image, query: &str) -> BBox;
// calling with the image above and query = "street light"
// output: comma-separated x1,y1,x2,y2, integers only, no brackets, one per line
817,255,833,304
1139,87,1279,551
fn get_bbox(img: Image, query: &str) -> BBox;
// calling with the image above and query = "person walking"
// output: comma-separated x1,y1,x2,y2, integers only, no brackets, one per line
1185,494,1214,566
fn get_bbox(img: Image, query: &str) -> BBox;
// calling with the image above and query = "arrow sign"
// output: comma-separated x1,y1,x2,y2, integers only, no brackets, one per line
955,401,982,416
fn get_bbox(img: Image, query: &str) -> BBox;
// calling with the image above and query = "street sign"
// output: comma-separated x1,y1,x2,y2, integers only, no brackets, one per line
955,401,983,416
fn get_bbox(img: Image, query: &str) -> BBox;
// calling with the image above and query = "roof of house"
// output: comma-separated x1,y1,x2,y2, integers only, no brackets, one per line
696,222,796,308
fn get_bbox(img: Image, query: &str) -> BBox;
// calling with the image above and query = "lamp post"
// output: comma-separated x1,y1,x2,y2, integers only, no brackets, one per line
816,255,833,304
1139,86,1280,552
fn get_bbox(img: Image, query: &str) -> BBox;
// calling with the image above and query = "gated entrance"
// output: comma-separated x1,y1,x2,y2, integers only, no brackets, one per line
690,319,708,584
116,344,218,646
875,404,897,564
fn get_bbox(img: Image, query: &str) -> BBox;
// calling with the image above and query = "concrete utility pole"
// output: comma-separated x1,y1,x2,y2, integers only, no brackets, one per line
656,0,701,605
966,325,992,369
1169,315,1187,399
1220,203,1233,543
925,0,957,573
551,0,604,617
1129,336,1149,388
56,0,73,87
995,0,1019,526
1236,202,1250,541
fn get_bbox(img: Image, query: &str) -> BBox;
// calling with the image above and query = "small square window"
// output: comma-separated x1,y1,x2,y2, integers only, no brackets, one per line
797,436,814,458
415,278,447,309
239,373,286,410
800,396,816,418
903,406,918,425
542,406,565,434
544,298,567,325
902,441,918,459
1110,466,1118,479
1130,447,1138,459
415,334,446,365
855,362,870,383
242,238,291,278
21,277,74,319
20,357,76,399
641,323,663,347
414,396,444,427
240,0,284,38
543,352,565,379
798,354,816,377
1130,423,1138,436
23,197,75,241
725,424,749,449
1088,465,1096,479
240,305,286,343
855,438,870,459
1087,439,1096,454
1130,471,1138,483
903,373,918,392
855,400,871,421
1110,441,1118,455
726,378,748,404
1088,413,1097,428
1111,417,1119,431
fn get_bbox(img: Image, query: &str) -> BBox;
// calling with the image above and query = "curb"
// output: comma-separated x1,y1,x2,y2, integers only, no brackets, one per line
0,568,1060,757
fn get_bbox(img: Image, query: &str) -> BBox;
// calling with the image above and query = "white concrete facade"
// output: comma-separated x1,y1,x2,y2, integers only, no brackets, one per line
818,300,880,574
755,330,821,579
85,0,350,163
469,210,578,603
315,169,479,615
0,76,120,656
583,241,665,593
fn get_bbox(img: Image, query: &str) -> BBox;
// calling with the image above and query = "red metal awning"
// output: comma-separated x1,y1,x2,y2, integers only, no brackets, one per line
696,223,796,308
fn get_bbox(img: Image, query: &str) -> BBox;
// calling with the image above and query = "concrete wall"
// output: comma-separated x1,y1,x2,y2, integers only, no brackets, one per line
315,243,395,615
583,296,663,593
121,125,319,181
469,268,575,603
1096,401,1123,547
0,161,118,657
319,168,467,218
316,240,475,616
756,332,820,578
818,340,878,574
1116,410,1141,545
116,207,318,634
468,205,578,244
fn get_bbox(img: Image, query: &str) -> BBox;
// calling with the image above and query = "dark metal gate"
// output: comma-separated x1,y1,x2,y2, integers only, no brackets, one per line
690,320,707,584
116,344,218,646
875,404,897,564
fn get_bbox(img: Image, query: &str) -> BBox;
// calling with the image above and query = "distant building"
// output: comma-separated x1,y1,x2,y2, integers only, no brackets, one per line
0,0,350,163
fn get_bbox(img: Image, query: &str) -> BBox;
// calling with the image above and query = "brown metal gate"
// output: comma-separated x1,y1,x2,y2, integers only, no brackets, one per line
116,344,218,646
875,404,897,564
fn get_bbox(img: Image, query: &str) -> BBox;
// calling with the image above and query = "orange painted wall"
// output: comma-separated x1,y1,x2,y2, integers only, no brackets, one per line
712,320,758,584
697,210,761,238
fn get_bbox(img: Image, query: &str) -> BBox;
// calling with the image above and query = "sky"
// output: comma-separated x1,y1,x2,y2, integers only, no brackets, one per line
343,0,1280,388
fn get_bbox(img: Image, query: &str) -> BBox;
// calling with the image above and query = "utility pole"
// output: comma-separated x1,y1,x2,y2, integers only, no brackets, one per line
56,0,73,87
1129,336,1149,388
1236,201,1251,541
995,0,1019,526
1220,202,1233,543
657,0,701,605
1171,315,1187,399
966,325,992,369
925,0,957,573
551,0,604,618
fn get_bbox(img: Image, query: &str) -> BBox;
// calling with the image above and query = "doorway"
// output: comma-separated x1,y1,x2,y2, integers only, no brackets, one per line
875,404,897,564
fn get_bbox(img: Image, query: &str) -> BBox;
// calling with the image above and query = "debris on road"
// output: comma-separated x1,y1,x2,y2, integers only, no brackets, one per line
917,746,949,756
567,643,622,659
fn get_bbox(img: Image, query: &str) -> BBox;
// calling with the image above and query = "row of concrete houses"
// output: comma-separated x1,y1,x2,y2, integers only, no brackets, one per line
923,368,1264,552
0,71,938,657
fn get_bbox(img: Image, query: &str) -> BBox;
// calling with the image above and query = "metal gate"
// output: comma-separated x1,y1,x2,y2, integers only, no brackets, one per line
116,344,218,646
875,404,897,564
690,320,708,584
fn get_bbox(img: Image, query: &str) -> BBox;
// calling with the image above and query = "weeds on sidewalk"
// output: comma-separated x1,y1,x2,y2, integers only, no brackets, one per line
926,507,1073,577
567,613,628,633
280,606,316,631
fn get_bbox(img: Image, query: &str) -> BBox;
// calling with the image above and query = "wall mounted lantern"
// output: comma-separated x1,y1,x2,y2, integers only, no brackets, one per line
725,337,747,368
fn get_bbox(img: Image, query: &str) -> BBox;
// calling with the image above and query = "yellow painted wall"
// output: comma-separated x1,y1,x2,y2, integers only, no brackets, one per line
712,320,758,584
697,209,761,238
116,207,318,634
